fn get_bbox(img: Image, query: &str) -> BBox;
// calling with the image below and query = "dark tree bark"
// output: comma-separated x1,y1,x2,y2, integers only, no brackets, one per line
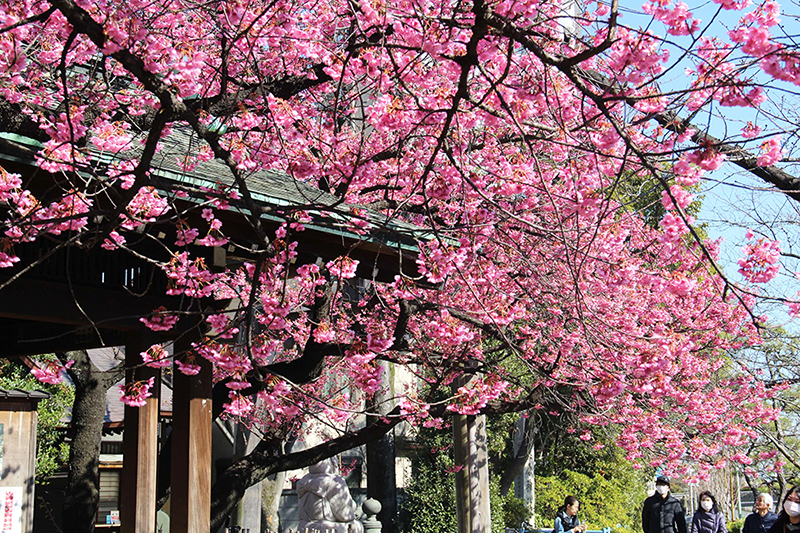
210,438,284,533
57,350,124,533
206,367,550,532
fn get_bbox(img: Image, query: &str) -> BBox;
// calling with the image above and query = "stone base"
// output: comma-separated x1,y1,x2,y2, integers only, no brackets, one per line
297,519,364,533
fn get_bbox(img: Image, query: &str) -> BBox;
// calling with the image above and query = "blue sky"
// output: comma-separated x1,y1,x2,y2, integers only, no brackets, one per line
613,0,800,324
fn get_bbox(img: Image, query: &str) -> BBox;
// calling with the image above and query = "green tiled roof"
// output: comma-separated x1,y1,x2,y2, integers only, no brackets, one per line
0,128,429,252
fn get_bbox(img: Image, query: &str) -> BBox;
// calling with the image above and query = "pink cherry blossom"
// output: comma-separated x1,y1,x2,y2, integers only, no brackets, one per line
175,353,202,375
30,359,73,385
0,0,790,480
91,119,133,153
757,136,783,167
101,231,126,251
0,247,19,268
207,314,239,339
121,187,169,231
119,377,156,407
140,306,179,331
223,392,254,416
742,122,762,139
141,344,171,368
738,236,781,283
326,256,359,279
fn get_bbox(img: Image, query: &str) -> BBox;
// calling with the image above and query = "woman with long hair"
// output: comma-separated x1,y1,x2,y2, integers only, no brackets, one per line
768,487,800,533
690,491,727,533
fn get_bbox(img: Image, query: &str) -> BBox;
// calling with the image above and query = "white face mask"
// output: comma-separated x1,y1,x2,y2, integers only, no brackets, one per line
701,500,713,511
656,485,669,495
785,501,800,517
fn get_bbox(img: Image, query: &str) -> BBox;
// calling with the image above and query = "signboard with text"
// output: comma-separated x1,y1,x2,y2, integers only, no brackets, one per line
0,487,22,533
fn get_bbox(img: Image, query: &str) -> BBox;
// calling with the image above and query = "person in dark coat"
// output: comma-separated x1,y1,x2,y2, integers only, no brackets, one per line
744,493,779,533
642,476,688,533
554,496,587,533
768,486,800,533
690,491,727,533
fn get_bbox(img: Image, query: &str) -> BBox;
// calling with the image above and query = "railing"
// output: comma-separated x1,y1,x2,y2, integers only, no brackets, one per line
507,527,614,533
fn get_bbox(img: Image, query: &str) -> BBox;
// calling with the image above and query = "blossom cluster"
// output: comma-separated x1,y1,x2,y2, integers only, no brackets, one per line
738,233,781,284
0,0,790,477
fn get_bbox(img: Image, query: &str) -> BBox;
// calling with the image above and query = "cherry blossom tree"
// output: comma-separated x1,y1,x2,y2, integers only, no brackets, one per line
723,328,800,505
1,0,799,529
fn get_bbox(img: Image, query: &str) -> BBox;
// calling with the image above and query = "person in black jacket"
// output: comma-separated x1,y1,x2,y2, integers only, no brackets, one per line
768,486,800,533
744,493,778,533
554,496,587,533
642,476,688,533
690,491,727,533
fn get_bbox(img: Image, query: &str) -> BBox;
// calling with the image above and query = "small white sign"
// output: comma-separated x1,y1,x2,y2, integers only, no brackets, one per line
0,487,22,533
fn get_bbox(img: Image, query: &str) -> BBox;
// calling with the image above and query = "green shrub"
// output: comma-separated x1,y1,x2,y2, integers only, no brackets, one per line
728,519,745,533
0,358,73,482
535,467,647,533
399,454,532,532
503,492,533,529
399,462,458,533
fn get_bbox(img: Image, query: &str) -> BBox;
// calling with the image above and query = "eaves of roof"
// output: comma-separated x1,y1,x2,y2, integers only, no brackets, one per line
0,130,431,254
0,388,51,401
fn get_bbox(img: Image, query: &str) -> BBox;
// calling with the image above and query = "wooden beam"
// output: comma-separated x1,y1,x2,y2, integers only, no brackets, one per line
171,338,212,532
120,332,160,533
0,275,179,330
0,319,127,357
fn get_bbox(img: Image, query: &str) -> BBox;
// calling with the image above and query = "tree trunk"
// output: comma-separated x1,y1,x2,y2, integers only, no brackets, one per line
232,428,264,533
261,469,287,533
775,415,788,508
210,438,283,533
742,466,759,512
59,350,121,533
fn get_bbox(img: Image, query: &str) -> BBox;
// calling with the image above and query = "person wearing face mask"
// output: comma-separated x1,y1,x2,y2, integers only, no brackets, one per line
554,496,588,533
642,476,688,533
767,487,800,533
744,493,778,533
690,491,727,533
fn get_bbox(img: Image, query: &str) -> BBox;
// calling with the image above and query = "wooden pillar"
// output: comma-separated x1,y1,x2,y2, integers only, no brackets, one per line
0,391,49,533
454,413,491,533
171,338,212,532
121,333,161,533
453,365,491,533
